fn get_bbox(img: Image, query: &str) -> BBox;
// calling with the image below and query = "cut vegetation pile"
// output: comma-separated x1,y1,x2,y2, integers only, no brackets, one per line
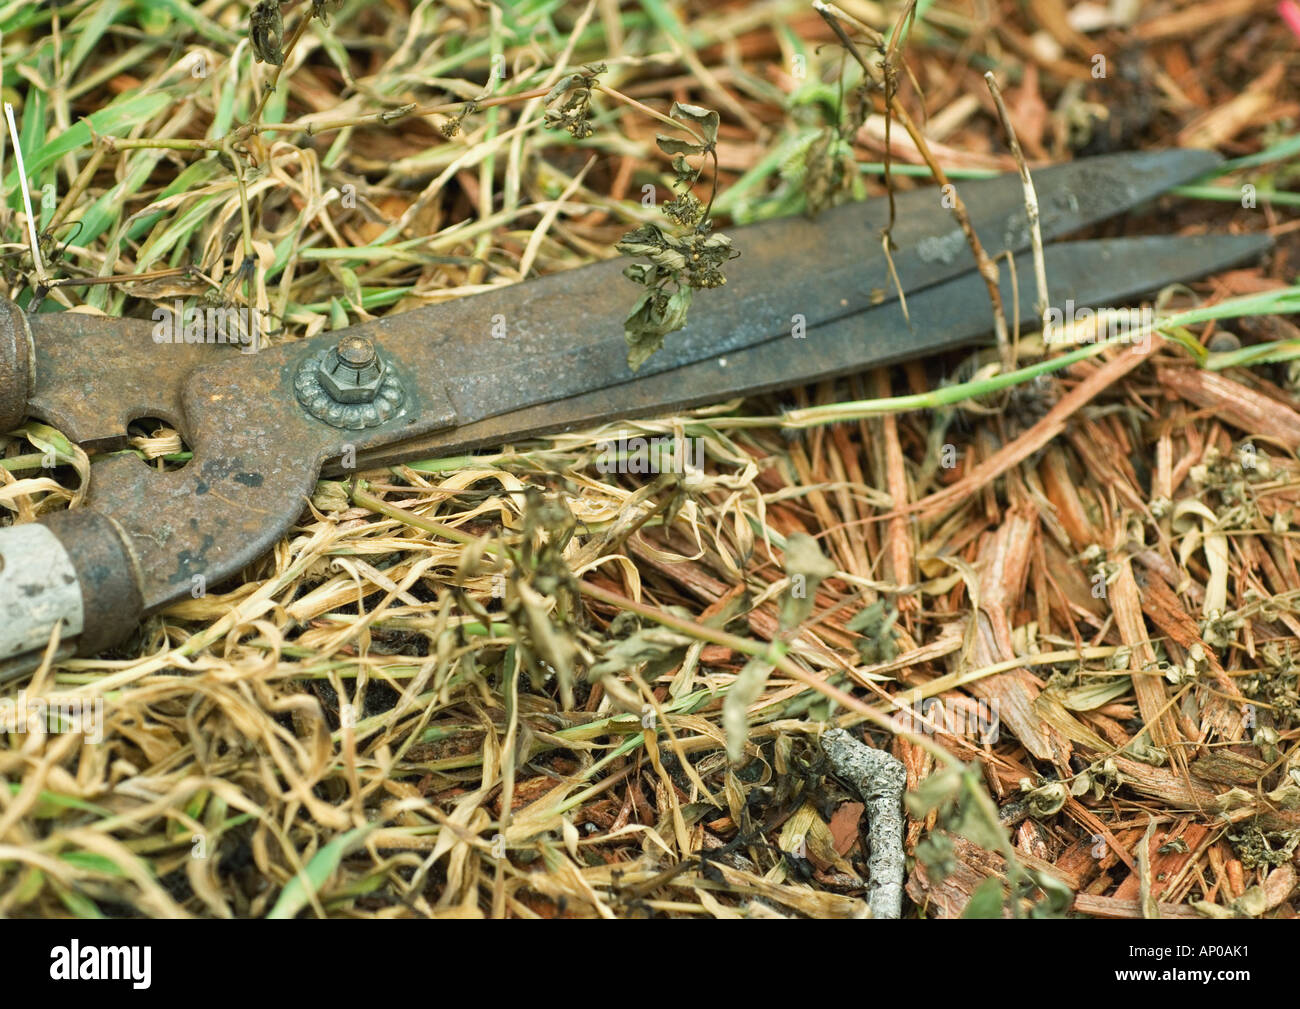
0,0,1298,918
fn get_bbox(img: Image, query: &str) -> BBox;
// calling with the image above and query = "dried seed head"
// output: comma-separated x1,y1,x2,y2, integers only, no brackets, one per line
251,1,285,66
541,64,605,140
311,0,344,26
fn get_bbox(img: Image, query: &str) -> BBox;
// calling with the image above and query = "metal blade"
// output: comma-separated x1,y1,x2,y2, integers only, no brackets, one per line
360,150,1222,426
23,149,1217,448
348,232,1271,469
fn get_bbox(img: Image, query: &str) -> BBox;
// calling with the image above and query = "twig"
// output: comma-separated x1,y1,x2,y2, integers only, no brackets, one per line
97,136,224,153
984,71,1049,334
821,728,907,919
881,0,919,237
45,266,191,289
268,86,554,138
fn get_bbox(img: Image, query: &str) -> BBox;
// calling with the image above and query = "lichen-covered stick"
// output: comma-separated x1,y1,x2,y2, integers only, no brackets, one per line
822,728,908,919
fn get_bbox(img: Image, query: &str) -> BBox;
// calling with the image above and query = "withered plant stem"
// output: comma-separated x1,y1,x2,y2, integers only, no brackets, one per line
984,70,1050,336
251,6,315,125
812,0,1011,372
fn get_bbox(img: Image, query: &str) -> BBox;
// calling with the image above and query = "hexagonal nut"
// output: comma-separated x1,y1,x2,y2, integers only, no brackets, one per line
317,338,385,404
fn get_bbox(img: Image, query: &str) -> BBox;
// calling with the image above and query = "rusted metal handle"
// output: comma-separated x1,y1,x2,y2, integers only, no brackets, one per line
0,297,33,433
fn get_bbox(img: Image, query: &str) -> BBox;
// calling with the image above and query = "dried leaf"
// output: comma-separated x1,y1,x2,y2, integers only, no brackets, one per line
780,532,837,630
669,102,720,147
723,657,773,762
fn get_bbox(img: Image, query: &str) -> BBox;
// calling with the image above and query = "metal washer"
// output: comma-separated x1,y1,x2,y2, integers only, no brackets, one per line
294,347,406,430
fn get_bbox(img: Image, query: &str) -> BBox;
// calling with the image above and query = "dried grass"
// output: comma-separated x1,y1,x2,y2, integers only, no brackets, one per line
0,0,1298,918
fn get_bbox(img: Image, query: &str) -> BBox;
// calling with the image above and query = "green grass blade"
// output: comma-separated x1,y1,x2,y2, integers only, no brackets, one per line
268,824,376,919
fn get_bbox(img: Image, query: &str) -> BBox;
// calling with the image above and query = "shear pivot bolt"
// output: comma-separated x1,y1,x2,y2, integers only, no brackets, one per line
295,335,405,429
318,335,384,403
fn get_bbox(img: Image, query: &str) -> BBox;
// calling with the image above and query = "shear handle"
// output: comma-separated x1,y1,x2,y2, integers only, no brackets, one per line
0,510,143,679
0,298,33,432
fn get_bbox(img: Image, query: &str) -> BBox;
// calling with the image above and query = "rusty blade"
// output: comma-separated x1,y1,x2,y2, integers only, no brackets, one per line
348,232,1273,469
369,148,1223,429
24,148,1219,448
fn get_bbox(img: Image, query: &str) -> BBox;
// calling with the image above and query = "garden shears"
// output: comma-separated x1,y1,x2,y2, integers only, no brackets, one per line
0,148,1272,677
